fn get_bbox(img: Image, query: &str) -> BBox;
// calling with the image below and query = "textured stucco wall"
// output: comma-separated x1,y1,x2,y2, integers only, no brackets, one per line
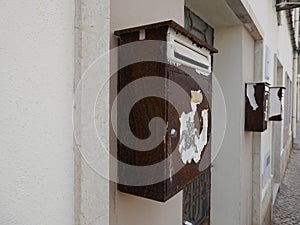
111,0,184,32
212,25,244,225
241,27,255,225
244,0,293,77
74,0,110,224
0,1,75,225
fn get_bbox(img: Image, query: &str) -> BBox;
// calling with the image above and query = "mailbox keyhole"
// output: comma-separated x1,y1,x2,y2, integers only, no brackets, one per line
170,128,177,138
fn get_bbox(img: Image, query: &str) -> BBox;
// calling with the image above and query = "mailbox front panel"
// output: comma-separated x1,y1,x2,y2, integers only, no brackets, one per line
245,83,270,132
117,64,211,202
166,65,211,199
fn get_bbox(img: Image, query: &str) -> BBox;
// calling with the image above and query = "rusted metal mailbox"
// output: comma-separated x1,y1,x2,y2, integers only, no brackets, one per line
245,82,270,132
114,21,217,202
269,87,285,121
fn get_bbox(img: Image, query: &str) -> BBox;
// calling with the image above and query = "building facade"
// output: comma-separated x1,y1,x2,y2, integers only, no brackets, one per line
1,0,299,225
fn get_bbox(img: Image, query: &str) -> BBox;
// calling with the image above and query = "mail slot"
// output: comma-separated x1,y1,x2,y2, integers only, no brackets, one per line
245,82,270,132
114,21,217,202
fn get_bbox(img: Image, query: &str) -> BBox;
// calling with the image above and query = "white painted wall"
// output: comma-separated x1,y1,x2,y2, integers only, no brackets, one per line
244,0,293,223
74,0,110,225
115,191,182,225
241,27,255,225
212,25,244,225
0,1,74,225
244,0,293,77
111,0,184,32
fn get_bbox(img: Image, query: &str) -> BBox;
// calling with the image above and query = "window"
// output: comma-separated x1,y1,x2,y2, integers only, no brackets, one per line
184,7,214,46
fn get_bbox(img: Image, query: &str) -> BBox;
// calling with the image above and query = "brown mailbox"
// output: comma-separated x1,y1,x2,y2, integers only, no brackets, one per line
269,87,285,121
245,82,270,132
114,21,217,202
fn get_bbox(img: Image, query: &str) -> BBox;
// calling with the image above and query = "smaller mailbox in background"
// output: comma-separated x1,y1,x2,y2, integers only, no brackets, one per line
269,87,285,121
245,82,270,132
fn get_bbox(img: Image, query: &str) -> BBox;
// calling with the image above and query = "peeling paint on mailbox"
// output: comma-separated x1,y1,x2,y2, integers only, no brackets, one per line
246,84,259,110
245,82,270,132
269,87,285,121
179,90,208,164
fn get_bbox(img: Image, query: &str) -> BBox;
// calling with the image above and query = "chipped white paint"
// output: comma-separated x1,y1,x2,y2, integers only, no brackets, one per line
196,68,205,75
265,85,270,93
169,164,174,184
168,59,182,68
269,88,282,118
264,87,270,121
246,84,259,110
139,29,146,40
194,109,209,162
179,90,208,164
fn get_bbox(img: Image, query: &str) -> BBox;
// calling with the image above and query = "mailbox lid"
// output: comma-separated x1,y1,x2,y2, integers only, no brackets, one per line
114,20,218,54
